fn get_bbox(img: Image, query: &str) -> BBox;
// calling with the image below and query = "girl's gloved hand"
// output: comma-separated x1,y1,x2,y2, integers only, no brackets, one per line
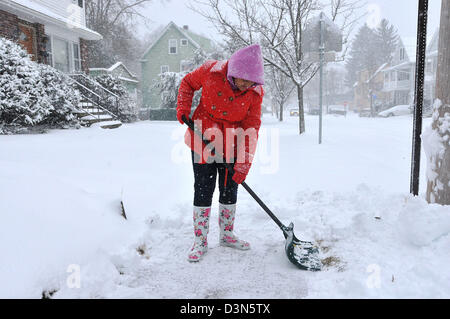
232,171,247,184
177,110,190,125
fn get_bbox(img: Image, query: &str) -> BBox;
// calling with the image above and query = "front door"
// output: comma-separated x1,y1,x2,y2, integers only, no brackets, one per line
18,24,36,61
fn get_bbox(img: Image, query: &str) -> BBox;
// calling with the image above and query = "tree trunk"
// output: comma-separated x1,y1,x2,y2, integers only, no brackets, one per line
298,85,305,134
279,102,284,121
426,0,450,205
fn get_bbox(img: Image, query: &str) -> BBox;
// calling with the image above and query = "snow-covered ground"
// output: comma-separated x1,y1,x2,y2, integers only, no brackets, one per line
1,113,449,299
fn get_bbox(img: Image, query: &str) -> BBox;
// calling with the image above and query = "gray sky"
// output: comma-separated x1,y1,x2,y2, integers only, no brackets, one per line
139,0,442,43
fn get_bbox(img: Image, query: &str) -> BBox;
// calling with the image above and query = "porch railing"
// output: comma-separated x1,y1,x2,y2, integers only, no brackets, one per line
69,73,120,117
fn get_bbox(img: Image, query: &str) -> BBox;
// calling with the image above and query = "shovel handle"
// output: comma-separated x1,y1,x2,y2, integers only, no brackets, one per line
181,115,288,233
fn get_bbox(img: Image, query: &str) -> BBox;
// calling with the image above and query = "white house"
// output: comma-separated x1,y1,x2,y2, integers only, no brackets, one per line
382,37,417,107
0,0,102,73
382,29,440,108
424,28,440,106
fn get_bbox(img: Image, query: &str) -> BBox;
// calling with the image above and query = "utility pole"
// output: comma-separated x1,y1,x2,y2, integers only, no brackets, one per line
410,0,429,196
426,0,450,205
319,12,324,145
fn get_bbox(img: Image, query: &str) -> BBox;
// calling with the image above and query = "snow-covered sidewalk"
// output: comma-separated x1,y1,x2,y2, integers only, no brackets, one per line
1,113,449,298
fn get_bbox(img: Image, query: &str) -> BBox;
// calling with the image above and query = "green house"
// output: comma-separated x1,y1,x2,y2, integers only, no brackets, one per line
89,62,140,103
140,22,215,109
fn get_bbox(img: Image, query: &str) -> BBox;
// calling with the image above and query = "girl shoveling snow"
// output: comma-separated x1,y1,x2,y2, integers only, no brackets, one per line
176,44,265,262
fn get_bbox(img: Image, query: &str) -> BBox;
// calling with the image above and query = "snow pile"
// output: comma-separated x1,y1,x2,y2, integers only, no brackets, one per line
397,196,450,247
0,37,79,133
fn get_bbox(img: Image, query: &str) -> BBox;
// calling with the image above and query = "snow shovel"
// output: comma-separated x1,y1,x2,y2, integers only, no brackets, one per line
182,116,322,271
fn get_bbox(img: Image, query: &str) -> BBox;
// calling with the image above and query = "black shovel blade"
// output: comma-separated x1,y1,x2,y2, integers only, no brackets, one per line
283,223,322,272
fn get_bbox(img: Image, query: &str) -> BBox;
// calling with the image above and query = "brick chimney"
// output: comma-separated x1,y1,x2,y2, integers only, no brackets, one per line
183,25,189,30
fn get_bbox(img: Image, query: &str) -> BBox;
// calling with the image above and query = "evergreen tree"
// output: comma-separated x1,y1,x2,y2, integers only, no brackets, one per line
345,20,398,87
374,19,399,66
345,24,379,87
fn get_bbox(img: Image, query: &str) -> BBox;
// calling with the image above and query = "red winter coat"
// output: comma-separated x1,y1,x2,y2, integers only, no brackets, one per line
177,60,264,177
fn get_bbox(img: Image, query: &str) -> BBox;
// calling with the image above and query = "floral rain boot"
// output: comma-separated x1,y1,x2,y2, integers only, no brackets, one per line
187,206,211,262
219,203,250,250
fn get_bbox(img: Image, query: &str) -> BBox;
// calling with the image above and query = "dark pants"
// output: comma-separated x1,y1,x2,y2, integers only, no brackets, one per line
192,151,239,207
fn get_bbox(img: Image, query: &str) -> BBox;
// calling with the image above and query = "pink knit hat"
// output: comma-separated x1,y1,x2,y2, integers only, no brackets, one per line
227,44,265,86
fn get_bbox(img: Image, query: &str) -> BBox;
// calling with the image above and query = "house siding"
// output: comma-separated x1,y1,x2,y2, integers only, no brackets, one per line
141,24,203,108
32,0,86,26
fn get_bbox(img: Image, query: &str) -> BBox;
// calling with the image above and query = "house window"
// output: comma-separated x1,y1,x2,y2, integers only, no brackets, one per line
78,0,84,8
398,71,410,81
161,65,169,73
53,37,70,73
169,39,177,54
181,39,188,46
400,48,405,61
73,43,81,71
45,35,81,73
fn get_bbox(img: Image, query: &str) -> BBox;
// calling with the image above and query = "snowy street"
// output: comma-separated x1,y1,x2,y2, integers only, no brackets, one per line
1,113,449,299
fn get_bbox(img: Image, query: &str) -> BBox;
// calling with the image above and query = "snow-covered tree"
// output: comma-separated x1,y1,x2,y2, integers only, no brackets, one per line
187,47,227,71
94,74,138,122
424,0,450,205
266,65,295,121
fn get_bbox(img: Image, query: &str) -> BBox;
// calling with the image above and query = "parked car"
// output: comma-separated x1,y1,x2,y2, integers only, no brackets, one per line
290,109,299,116
378,105,412,117
358,108,372,117
328,105,347,116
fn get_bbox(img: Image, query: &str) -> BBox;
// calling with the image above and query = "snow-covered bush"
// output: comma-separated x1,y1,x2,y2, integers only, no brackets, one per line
0,37,49,126
188,48,226,70
37,64,80,126
93,74,138,123
0,37,80,133
152,72,186,109
152,71,202,111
